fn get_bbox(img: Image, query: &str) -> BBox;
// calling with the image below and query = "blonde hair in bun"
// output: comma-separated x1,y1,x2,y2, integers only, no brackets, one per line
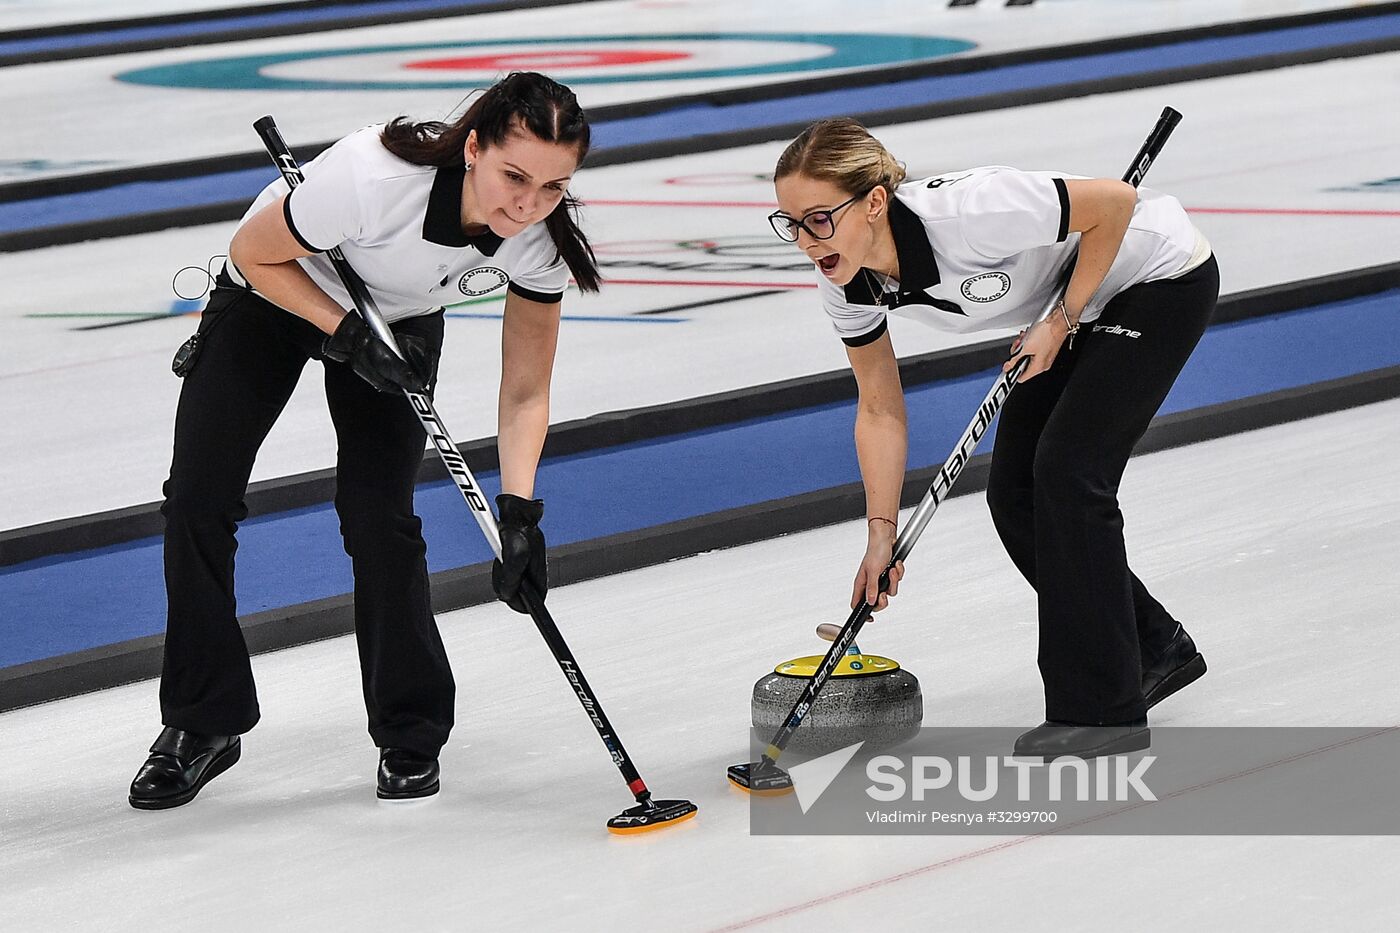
774,118,906,196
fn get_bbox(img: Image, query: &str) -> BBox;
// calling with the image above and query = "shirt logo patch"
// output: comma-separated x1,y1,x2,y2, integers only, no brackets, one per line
458,267,509,296
960,272,1011,303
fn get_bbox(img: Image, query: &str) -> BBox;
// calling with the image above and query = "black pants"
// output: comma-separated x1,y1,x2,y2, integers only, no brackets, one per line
986,256,1219,725
158,283,454,757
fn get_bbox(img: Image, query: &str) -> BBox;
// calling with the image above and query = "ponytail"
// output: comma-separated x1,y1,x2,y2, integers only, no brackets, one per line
544,194,599,292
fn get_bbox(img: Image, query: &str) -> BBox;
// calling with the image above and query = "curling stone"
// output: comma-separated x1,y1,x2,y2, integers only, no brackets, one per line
751,653,922,754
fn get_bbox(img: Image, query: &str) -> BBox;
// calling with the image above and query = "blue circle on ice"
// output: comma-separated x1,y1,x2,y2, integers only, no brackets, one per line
115,33,978,91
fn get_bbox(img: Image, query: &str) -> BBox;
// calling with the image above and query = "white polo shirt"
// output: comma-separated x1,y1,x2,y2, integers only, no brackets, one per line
231,125,570,323
820,166,1207,346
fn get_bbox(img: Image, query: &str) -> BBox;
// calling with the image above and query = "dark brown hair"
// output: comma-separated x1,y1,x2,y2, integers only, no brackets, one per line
382,71,600,292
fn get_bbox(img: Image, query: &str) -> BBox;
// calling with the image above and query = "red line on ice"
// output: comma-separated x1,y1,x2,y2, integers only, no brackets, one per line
586,199,1400,218
585,199,779,208
598,278,815,288
1185,207,1400,218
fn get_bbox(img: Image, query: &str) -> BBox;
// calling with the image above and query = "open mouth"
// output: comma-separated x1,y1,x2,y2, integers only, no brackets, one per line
816,253,841,275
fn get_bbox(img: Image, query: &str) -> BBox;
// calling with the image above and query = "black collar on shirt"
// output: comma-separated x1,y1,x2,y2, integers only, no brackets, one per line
842,194,942,307
423,164,504,256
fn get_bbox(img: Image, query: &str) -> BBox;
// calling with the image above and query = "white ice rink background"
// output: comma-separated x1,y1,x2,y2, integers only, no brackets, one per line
2,2,1398,929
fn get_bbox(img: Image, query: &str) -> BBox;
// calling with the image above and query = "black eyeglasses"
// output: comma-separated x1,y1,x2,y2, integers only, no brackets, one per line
767,190,869,242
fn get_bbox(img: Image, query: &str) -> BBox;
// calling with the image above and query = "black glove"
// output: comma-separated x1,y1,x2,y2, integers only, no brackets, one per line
492,493,546,614
322,313,425,395
397,333,440,395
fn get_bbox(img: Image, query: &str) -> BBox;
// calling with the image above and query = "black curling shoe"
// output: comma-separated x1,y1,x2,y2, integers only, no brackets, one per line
377,748,440,800
1143,623,1207,709
1013,720,1150,761
129,727,240,810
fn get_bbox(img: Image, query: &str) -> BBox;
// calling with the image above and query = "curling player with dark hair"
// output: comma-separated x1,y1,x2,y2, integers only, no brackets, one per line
130,72,600,809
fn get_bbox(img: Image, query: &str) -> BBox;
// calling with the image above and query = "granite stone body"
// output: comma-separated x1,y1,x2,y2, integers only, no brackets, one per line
751,664,922,753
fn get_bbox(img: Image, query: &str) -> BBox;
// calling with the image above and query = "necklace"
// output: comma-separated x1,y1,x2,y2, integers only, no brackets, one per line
864,267,895,307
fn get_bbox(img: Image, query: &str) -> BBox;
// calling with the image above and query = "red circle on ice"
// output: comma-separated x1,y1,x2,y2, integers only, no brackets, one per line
405,49,693,71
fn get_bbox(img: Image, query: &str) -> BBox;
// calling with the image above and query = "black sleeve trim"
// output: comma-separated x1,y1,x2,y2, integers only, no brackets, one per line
841,317,888,348
508,282,564,305
1053,177,1071,243
282,189,325,254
